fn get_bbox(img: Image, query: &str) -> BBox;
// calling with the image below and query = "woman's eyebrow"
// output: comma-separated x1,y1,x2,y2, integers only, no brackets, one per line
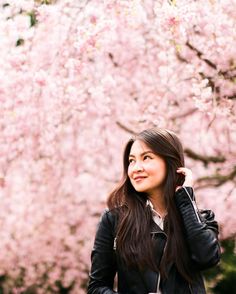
129,151,154,158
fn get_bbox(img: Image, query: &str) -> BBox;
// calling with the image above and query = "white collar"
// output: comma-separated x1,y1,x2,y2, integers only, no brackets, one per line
146,199,163,219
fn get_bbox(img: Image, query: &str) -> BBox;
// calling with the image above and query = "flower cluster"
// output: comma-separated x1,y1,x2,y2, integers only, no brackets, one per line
0,0,235,292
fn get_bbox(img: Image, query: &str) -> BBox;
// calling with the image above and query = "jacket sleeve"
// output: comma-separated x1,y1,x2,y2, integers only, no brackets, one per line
87,210,118,294
174,186,221,270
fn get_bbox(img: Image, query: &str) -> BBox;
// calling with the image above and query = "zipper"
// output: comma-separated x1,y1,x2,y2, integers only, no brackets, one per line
183,187,201,223
156,272,161,293
113,237,117,250
150,231,167,294
188,283,193,294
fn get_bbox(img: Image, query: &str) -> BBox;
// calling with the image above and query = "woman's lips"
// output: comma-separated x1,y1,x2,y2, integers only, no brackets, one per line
134,176,147,182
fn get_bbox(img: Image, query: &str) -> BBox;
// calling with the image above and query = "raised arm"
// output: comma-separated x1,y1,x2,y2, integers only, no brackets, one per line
88,210,117,294
174,186,221,270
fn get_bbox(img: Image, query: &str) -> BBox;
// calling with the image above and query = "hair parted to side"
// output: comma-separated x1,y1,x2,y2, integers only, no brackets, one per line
107,128,194,282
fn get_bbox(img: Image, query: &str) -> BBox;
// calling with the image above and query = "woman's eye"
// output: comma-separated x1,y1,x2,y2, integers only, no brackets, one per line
144,155,151,160
128,159,135,164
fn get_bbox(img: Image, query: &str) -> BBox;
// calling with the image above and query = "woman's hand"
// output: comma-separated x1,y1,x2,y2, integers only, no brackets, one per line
175,167,194,191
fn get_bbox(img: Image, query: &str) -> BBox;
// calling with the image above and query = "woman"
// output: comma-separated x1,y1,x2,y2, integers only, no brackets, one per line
87,128,220,294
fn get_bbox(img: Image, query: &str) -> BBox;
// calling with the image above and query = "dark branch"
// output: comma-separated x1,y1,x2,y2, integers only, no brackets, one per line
186,41,236,82
227,94,236,100
184,148,226,166
186,41,217,70
116,121,137,135
195,166,236,188
170,107,197,120
176,51,188,63
108,53,119,67
198,72,220,94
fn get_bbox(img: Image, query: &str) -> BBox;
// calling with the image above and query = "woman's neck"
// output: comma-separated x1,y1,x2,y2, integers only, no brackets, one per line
148,191,167,218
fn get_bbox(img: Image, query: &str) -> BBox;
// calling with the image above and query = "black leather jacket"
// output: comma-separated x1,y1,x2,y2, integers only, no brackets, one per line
88,187,221,294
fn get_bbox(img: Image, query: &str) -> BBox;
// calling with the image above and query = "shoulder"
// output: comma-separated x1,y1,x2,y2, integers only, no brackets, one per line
99,206,124,231
100,208,117,224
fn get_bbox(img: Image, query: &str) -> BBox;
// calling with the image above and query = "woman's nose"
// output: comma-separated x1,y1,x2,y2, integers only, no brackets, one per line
132,161,144,172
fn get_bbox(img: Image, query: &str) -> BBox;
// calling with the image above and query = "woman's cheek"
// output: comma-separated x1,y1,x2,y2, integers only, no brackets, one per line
127,166,132,178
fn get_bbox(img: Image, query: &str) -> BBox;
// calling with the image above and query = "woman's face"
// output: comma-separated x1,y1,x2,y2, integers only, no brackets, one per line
128,140,167,196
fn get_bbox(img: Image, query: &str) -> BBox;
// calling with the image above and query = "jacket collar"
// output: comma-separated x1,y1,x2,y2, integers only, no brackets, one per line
150,218,167,236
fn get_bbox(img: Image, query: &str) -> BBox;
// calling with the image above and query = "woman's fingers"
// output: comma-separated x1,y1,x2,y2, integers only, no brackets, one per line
176,167,194,187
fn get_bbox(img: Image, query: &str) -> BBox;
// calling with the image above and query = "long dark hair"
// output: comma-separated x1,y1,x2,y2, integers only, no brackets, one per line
107,128,194,282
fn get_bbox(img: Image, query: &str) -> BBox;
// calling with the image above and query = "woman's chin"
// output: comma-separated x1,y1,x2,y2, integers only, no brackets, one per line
134,186,148,193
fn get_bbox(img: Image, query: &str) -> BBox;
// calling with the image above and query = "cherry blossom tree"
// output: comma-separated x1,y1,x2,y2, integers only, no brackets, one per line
0,0,235,292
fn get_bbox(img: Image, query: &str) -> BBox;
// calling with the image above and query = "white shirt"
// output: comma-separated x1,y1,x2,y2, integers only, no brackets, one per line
146,199,165,230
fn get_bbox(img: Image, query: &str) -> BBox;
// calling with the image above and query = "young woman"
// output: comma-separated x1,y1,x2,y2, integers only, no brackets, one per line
87,128,220,294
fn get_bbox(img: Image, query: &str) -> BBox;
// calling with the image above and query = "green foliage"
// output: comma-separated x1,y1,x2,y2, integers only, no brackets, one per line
28,11,38,27
204,237,236,294
16,38,25,46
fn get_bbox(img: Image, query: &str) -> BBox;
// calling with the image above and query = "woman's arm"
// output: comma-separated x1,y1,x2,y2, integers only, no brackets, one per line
87,210,117,294
174,186,221,270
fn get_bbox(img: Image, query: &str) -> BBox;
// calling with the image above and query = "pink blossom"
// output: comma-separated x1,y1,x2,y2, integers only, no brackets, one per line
0,0,235,292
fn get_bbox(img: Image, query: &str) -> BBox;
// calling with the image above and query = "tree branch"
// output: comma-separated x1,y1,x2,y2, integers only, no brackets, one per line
108,53,119,67
116,121,137,135
186,41,217,70
195,166,236,188
186,41,236,82
184,148,226,166
170,107,197,120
